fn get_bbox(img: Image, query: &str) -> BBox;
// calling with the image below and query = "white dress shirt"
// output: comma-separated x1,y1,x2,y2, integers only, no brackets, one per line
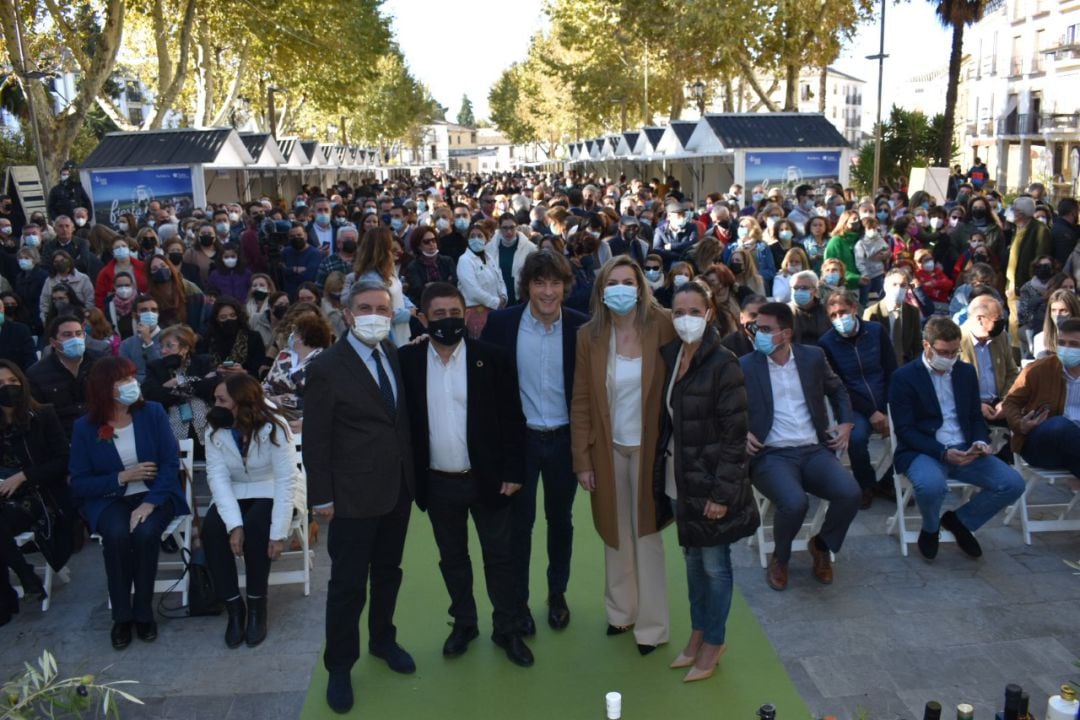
921,354,966,447
427,340,470,472
346,330,398,404
763,352,818,448
114,423,148,496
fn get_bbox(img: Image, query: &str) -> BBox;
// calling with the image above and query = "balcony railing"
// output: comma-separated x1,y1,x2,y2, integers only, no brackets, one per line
1040,112,1080,132
1009,57,1024,76
997,113,1040,135
1031,55,1045,73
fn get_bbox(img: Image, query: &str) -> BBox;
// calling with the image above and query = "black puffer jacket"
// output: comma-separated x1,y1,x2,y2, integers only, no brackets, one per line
653,327,759,547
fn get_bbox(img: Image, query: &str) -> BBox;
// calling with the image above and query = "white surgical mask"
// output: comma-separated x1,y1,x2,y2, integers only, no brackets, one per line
115,286,134,299
223,257,238,268
928,351,957,373
673,314,708,344
351,314,391,345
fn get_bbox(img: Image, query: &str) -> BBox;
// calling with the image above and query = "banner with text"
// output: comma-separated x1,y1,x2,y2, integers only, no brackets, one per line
88,167,196,226
744,151,842,195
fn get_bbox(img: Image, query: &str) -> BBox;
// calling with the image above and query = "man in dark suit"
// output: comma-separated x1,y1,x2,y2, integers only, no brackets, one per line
740,302,861,592
481,251,587,635
889,316,1024,561
399,282,534,668
863,268,923,365
303,280,416,714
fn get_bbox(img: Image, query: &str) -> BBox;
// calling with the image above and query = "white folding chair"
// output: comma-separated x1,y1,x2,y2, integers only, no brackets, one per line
1004,455,1078,545
883,407,974,556
13,532,70,612
240,434,313,596
746,488,830,568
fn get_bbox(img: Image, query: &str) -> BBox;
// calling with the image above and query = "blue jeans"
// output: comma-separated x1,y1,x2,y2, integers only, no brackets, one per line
848,412,894,490
511,427,577,608
1022,416,1080,477
906,451,1025,533
683,541,733,645
859,275,884,307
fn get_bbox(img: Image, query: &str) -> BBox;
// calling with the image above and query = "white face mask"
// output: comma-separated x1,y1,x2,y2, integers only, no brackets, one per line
884,285,906,307
673,314,708,344
75,217,86,227
115,286,134,299
928,351,957,373
223,257,238,268
351,314,391,345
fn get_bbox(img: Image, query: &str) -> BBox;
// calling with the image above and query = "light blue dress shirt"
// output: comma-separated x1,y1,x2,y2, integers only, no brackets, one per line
516,306,568,430
922,354,965,447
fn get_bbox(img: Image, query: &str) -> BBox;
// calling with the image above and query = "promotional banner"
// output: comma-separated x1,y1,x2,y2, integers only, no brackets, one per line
88,167,196,226
744,151,842,194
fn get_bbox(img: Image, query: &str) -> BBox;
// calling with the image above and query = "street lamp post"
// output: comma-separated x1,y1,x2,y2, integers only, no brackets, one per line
266,86,286,138
867,0,888,194
690,80,706,118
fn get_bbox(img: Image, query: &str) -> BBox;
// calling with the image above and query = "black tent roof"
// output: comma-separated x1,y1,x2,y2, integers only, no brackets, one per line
703,113,849,149
81,128,234,169
642,127,665,149
669,121,697,148
622,131,640,149
239,132,270,158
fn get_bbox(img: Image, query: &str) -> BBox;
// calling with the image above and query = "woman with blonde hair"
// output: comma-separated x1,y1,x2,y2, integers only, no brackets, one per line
1032,288,1080,358
772,247,811,303
726,248,765,297
571,255,675,656
321,271,347,339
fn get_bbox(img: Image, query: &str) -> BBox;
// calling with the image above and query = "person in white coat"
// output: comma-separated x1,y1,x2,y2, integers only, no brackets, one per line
203,374,299,649
457,223,507,338
484,219,538,308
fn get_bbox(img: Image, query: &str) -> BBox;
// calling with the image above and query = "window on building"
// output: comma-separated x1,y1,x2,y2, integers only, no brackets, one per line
129,107,144,126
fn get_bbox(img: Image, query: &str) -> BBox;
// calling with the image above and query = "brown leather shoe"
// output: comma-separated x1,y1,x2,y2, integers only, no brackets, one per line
808,535,834,585
765,556,788,591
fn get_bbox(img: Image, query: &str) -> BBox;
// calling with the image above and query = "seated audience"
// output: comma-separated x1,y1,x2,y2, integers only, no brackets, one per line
27,314,104,438
141,325,217,450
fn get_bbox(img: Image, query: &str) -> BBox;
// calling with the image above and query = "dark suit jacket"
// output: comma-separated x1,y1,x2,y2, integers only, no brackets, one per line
738,344,853,446
720,329,754,358
0,320,36,370
863,299,923,365
889,357,989,473
480,303,588,416
398,338,525,512
302,335,415,519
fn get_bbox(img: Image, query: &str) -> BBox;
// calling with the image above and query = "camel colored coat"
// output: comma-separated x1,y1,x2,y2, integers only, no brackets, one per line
571,309,675,549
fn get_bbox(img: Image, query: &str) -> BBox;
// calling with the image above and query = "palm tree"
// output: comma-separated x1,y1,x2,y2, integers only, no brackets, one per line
934,0,988,165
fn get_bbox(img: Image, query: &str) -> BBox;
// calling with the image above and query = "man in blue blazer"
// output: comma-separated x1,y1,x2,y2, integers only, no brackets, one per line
889,316,1024,560
740,303,861,592
481,250,587,635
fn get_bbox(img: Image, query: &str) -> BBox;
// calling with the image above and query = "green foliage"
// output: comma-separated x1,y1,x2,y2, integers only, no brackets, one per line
851,106,954,193
456,95,475,127
0,650,142,719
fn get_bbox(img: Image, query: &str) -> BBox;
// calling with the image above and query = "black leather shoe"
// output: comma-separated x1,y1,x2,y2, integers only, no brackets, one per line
442,624,479,657
16,571,46,604
917,529,939,560
492,632,535,667
135,620,157,642
224,597,246,648
111,622,133,650
160,536,179,554
370,642,416,674
326,671,353,714
606,624,631,636
637,643,657,656
941,510,982,558
245,596,267,647
2,585,19,615
547,593,570,630
520,610,536,637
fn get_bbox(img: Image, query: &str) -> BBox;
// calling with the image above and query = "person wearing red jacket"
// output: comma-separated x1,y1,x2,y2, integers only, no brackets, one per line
94,236,147,309
914,248,954,304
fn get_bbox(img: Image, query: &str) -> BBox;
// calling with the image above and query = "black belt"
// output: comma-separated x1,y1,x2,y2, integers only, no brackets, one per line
527,425,570,436
430,469,471,478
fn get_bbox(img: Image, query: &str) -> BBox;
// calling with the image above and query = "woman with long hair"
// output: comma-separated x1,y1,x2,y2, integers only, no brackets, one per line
245,273,277,347
142,324,218,449
321,271,347,339
346,226,414,345
184,223,222,288
40,249,93,313
209,244,252,302
0,360,73,623
772,247,812,304
147,254,188,326
203,374,299,648
700,264,741,337
403,225,456,308
726,248,765,298
570,255,675,656
1032,287,1080,359
95,235,148,310
68,356,187,649
197,297,268,378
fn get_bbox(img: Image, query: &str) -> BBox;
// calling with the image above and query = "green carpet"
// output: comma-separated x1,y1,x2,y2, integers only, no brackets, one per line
301,490,807,719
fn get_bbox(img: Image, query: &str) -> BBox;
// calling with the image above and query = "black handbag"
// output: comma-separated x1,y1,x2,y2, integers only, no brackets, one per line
183,546,224,617
30,487,74,572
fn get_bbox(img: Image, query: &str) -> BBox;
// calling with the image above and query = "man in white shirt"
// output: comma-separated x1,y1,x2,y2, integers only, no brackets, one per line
398,282,533,668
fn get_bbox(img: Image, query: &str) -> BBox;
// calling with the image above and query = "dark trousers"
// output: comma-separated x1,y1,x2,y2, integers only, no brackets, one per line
427,471,518,635
0,502,38,590
96,493,175,623
202,498,274,600
750,445,861,564
1022,416,1080,477
323,484,411,673
512,427,577,608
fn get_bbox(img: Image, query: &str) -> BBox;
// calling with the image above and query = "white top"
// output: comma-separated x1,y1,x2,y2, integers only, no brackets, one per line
313,223,333,250
772,273,792,303
1065,367,1080,424
922,354,966,447
427,340,471,472
664,347,682,500
1032,331,1048,359
763,353,818,448
612,354,643,447
456,250,507,309
115,424,148,496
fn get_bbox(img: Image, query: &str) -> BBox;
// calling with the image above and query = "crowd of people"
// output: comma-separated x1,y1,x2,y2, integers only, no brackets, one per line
1,162,1079,716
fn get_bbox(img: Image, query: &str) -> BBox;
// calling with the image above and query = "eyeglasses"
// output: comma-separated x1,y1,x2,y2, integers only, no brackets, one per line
421,236,438,245
930,345,961,358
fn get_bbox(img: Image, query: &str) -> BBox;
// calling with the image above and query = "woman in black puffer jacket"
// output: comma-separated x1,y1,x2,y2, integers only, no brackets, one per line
653,280,759,684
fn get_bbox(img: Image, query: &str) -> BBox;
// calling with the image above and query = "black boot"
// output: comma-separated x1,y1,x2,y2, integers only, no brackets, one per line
245,596,267,647
15,568,46,604
224,597,246,648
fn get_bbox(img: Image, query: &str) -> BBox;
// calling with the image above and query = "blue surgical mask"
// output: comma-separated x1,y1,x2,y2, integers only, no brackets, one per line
754,329,777,355
737,226,749,239
831,313,856,335
113,246,130,261
390,218,404,231
468,237,487,253
779,230,793,241
751,192,764,203
417,200,428,213
603,284,638,315
644,269,661,282
139,311,158,327
60,336,85,359
876,211,889,222
316,212,331,226
793,288,813,306
1058,346,1080,369
24,235,39,248
454,218,470,233
17,258,32,271
215,222,229,235
824,271,841,285
116,379,141,406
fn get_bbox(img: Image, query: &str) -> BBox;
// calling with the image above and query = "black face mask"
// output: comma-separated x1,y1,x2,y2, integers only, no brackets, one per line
341,240,357,254
1035,265,1054,281
291,238,308,251
151,267,172,284
140,237,156,250
0,384,21,408
971,208,988,221
217,318,239,335
428,317,466,346
199,235,215,248
161,353,184,371
988,318,1006,338
1,244,15,254
973,252,989,264
168,252,184,266
729,262,743,275
251,289,269,302
207,406,235,430
271,305,287,320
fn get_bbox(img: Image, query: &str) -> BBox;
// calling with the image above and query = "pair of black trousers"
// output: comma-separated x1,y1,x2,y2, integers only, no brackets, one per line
96,493,175,623
202,498,274,600
427,471,518,636
0,501,39,589
323,483,411,673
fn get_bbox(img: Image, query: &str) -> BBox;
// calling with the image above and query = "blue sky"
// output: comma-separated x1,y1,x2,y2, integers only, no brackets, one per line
382,0,953,123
